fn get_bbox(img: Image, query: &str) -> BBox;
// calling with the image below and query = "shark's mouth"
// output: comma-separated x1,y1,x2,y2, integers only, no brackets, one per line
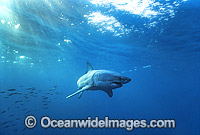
113,82,122,86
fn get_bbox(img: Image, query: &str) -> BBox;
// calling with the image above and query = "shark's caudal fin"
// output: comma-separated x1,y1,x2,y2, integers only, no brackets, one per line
66,85,91,99
86,62,94,73
66,89,84,99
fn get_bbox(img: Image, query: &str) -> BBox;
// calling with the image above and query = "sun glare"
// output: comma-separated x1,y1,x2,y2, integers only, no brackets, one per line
0,0,21,30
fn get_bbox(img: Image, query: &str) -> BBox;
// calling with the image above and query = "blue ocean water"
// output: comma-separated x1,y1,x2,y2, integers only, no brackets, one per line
0,0,200,134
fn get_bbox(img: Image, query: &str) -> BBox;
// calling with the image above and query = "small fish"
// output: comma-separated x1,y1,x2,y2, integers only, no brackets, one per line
7,89,16,91
0,121,9,125
0,91,6,93
41,100,46,103
42,100,51,103
24,96,29,99
11,123,17,126
7,93,15,96
16,118,20,120
26,87,34,90
7,92,22,96
4,125,10,128
0,110,6,114
56,92,61,94
14,100,23,103
42,97,48,99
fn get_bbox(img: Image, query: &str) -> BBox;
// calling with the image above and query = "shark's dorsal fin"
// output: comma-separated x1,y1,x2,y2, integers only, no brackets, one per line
86,62,94,73
105,90,113,97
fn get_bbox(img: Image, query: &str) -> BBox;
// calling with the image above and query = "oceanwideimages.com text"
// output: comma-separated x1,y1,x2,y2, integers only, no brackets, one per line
25,116,176,131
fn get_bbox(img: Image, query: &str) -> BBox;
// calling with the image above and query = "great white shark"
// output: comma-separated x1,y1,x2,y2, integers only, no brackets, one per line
66,62,131,99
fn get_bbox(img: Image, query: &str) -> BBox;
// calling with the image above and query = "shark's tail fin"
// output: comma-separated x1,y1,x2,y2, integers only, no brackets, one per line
66,85,91,99
66,89,84,99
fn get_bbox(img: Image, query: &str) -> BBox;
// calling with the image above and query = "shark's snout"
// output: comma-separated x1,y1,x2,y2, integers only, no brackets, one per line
121,77,131,84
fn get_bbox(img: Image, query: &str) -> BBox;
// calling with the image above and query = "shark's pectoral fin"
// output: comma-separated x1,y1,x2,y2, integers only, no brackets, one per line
66,85,91,99
105,89,113,97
